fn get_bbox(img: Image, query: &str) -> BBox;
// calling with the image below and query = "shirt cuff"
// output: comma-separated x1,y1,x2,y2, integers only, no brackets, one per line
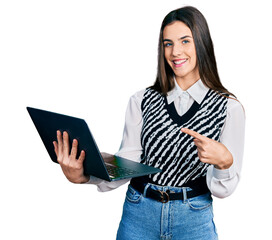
84,175,104,185
212,163,236,180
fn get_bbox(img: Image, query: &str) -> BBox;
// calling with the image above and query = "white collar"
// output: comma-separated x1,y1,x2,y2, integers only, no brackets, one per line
166,78,209,104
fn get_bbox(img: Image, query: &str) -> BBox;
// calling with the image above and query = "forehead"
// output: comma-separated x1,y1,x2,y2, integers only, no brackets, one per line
163,21,192,39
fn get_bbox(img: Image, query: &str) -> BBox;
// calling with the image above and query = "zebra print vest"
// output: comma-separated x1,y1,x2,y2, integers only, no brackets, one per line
139,87,228,187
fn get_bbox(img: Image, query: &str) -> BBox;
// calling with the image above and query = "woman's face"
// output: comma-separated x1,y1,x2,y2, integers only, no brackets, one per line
163,21,199,84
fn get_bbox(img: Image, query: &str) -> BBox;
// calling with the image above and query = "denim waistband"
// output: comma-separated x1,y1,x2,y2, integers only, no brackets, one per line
130,178,210,203
143,183,195,201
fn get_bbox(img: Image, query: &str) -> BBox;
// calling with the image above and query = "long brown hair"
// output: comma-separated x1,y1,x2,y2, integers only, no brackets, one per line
152,6,236,99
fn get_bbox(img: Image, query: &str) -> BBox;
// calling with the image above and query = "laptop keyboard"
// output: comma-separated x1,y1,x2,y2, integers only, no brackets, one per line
105,164,139,178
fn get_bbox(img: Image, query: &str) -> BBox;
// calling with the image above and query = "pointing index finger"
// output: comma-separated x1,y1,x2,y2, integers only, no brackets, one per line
181,128,205,141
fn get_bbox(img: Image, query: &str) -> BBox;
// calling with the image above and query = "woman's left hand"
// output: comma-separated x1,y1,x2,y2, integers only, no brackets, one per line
181,128,233,170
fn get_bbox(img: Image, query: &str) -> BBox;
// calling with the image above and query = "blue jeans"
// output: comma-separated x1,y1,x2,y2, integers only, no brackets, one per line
116,183,218,240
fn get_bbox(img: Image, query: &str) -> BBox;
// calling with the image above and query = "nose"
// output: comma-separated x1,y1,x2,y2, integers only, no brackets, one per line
172,43,183,56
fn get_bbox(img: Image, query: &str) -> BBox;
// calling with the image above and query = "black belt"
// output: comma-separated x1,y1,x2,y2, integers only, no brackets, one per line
130,178,209,203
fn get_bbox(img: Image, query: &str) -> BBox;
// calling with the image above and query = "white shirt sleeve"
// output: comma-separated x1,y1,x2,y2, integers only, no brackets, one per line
115,90,144,161
85,90,144,192
206,98,246,198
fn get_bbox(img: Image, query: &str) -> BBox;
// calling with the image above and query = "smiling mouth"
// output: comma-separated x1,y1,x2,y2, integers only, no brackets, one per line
172,59,188,67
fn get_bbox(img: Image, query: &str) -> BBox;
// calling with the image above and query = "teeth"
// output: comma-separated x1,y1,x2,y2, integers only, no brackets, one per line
173,59,187,64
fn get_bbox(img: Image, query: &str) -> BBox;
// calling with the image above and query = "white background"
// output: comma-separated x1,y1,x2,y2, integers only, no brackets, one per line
1,0,271,239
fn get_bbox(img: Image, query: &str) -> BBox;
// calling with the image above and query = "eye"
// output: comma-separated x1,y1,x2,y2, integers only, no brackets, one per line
182,39,190,44
164,42,172,47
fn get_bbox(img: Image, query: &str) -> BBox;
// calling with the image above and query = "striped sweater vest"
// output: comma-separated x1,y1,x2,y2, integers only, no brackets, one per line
139,87,228,187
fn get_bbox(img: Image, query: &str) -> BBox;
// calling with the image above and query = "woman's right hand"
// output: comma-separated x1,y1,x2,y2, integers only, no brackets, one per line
53,130,90,183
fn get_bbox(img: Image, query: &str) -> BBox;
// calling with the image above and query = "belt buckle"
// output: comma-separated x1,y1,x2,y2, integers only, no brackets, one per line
157,190,170,203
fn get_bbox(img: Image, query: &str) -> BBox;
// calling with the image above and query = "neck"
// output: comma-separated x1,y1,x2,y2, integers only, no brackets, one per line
175,74,200,91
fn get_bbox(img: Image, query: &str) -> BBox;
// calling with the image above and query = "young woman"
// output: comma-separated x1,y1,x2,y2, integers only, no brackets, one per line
53,6,245,240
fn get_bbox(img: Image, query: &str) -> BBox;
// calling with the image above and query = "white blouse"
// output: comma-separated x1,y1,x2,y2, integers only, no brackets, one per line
86,79,246,198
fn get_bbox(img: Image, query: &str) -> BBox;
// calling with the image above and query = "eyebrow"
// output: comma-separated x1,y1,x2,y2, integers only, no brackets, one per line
163,35,192,42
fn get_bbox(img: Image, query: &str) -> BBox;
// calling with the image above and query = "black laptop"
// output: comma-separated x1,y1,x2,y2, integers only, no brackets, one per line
27,107,161,181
